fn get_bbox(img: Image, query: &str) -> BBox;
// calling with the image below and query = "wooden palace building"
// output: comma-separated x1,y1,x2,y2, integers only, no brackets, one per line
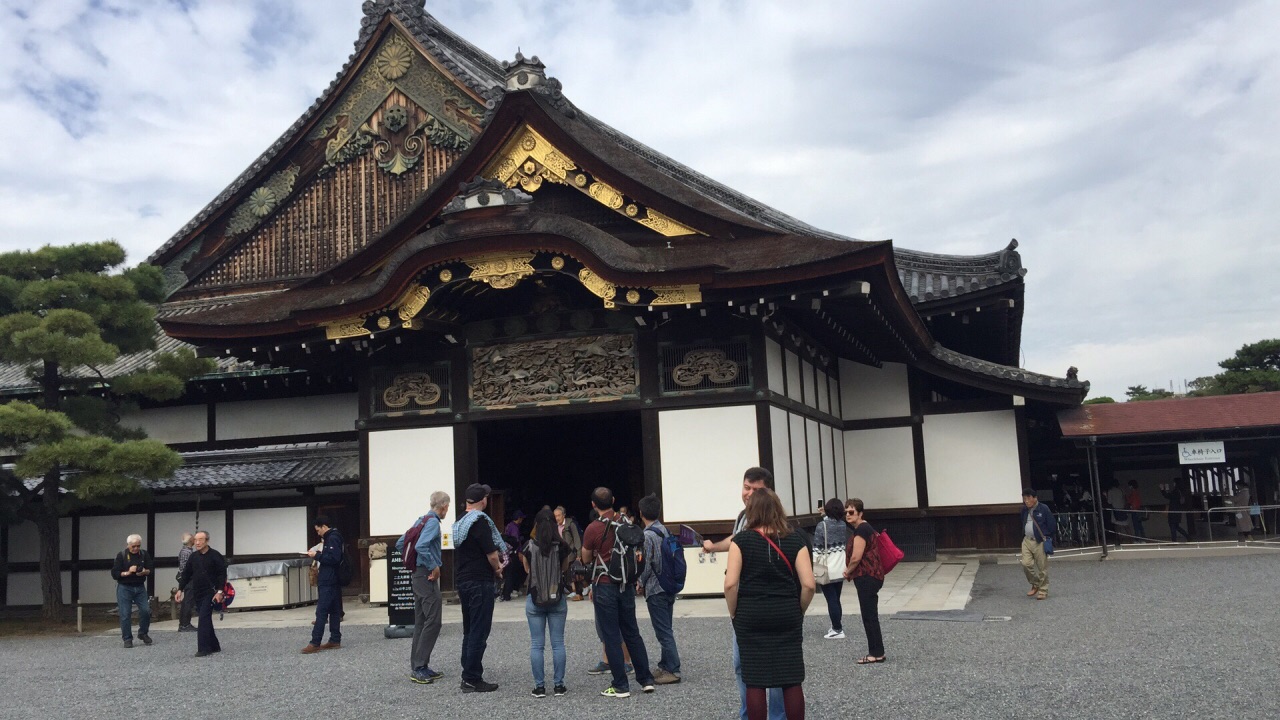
7,0,1091,603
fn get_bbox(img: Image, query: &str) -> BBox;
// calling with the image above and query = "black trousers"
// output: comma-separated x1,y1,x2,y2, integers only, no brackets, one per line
820,581,844,632
195,592,221,653
502,561,526,599
853,576,884,658
179,584,194,627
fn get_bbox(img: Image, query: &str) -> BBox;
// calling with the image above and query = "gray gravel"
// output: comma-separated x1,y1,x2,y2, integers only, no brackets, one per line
2,555,1277,719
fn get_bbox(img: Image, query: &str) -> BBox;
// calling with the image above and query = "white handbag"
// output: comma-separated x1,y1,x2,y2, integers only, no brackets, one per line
813,522,846,583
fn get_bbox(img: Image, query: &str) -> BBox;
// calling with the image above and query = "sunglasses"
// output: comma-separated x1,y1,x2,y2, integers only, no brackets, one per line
844,510,857,516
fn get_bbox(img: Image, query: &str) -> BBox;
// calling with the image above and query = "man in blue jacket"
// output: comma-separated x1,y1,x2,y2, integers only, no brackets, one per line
303,515,344,653
397,490,450,684
1020,488,1056,600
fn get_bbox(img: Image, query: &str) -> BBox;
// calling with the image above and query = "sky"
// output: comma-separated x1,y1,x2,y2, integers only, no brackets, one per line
1,0,1277,401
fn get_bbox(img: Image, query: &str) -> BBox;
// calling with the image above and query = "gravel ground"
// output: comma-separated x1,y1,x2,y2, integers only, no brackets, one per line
1,555,1276,719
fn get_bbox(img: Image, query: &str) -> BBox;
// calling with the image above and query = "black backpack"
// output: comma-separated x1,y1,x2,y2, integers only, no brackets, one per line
528,540,566,608
594,517,644,584
337,544,357,587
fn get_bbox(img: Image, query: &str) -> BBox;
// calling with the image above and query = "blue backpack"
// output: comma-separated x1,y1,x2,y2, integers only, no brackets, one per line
648,526,687,595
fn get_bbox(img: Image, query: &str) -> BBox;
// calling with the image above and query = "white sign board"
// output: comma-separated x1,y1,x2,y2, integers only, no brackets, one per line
1178,441,1225,465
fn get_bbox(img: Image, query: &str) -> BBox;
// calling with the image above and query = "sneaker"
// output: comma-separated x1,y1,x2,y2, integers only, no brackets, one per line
641,682,656,693
568,592,581,600
587,661,611,675
554,684,568,696
424,667,444,681
123,639,133,649
531,686,547,698
410,668,435,684
653,669,681,684
824,629,845,640
600,686,631,698
625,663,634,675
461,679,499,693
138,634,153,645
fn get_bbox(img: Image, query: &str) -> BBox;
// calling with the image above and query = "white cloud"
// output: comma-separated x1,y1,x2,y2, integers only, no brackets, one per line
1,0,1276,401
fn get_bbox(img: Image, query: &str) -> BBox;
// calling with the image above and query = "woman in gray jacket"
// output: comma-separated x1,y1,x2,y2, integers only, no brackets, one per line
816,498,850,639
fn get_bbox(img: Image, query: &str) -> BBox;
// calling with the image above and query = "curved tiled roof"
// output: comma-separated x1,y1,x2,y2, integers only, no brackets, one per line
1058,392,1280,438
896,239,1026,304
932,345,1087,391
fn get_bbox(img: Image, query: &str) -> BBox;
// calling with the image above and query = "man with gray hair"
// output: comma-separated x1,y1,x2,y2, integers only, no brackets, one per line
176,532,196,632
396,490,450,684
111,533,154,648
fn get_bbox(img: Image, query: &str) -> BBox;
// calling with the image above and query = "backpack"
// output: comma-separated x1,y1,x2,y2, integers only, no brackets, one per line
594,517,644,584
337,543,357,587
401,515,433,571
647,525,687,595
528,540,566,608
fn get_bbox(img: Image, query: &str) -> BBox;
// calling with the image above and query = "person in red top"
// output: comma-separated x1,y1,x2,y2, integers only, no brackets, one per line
580,487,655,699
1125,480,1148,541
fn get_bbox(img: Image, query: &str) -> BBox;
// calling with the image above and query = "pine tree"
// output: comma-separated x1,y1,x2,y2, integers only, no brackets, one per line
0,242,215,618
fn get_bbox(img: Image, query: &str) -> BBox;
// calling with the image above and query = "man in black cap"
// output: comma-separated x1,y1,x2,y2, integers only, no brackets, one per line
454,483,504,692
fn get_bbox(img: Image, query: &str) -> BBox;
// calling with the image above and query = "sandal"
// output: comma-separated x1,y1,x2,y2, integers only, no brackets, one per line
857,656,886,664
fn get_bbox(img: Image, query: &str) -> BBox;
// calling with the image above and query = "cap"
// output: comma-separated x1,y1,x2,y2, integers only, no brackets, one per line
465,483,492,503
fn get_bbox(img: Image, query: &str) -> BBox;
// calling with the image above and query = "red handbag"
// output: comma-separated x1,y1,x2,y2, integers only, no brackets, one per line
876,531,905,574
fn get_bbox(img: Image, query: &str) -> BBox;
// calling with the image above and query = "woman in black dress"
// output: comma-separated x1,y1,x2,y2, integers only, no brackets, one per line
843,497,886,664
725,488,817,719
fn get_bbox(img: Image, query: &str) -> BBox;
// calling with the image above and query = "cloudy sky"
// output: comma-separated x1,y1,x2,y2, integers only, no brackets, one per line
2,0,1277,400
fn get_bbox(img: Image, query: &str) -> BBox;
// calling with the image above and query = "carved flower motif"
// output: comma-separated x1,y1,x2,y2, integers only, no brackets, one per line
383,105,409,133
247,187,277,218
376,39,413,80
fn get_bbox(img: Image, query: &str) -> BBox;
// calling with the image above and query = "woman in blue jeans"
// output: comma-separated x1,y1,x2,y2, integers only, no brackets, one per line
815,499,850,639
521,509,573,697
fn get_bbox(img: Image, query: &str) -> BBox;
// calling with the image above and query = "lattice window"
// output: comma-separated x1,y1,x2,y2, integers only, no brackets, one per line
659,339,752,394
371,364,451,417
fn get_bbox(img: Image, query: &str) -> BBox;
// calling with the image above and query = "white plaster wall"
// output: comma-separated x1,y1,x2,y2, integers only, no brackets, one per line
119,405,207,445
844,426,919,509
80,514,148,560
659,405,759,523
817,372,830,414
806,418,823,511
6,571,70,606
368,426,457,543
923,410,1023,506
234,507,308,555
7,518,72,563
789,413,809,513
828,374,842,417
821,425,836,503
216,393,358,441
78,568,120,604
765,337,785,395
785,350,802,402
833,425,848,500
802,360,817,409
839,360,911,421
155,510,227,557
769,406,795,515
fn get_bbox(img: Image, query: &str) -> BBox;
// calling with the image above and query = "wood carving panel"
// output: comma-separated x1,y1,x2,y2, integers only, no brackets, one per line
471,334,637,407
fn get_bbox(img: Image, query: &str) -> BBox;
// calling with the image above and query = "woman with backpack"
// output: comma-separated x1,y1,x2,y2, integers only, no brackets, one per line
814,499,850,639
842,498,886,664
724,488,816,720
520,509,573,698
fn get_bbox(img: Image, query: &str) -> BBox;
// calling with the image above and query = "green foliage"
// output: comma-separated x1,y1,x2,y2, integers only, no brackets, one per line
1125,385,1174,402
0,401,72,445
1083,396,1116,404
1189,339,1280,395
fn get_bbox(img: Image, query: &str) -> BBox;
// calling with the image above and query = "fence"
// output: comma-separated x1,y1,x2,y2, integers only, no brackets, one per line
1057,504,1280,549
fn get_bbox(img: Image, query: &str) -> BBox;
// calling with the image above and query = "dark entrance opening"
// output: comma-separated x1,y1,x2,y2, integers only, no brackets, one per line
476,411,644,534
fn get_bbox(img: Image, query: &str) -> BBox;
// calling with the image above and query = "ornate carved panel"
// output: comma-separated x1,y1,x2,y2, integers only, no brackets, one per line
471,334,637,407
660,340,752,394
371,364,451,417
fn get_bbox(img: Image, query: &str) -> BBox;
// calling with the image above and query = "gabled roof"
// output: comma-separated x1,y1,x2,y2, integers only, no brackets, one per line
896,239,1025,305
1058,392,1280,438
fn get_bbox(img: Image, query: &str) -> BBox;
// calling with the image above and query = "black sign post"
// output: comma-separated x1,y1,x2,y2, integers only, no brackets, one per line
384,546,415,638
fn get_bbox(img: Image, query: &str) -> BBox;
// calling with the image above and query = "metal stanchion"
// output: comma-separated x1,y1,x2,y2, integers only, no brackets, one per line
76,604,83,634
1087,437,1107,558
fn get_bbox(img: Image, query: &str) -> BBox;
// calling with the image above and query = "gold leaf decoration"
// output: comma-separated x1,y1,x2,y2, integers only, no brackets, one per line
650,285,703,305
375,36,413,80
625,289,641,304
324,317,371,340
578,268,617,308
383,373,441,407
672,349,740,387
550,256,565,270
397,284,431,322
588,182,625,210
467,252,536,289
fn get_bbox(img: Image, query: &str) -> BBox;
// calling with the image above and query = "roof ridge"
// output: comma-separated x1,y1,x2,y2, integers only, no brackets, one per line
931,344,1086,390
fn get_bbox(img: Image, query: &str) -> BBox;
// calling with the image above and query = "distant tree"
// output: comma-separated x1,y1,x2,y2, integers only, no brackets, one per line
1187,339,1280,396
0,242,214,618
1083,396,1116,404
1124,385,1174,402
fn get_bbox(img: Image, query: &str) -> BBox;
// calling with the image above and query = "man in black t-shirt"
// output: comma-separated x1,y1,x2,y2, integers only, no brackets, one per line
453,483,503,693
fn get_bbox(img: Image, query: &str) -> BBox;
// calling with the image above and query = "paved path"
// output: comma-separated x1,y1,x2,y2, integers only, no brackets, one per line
121,560,980,633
